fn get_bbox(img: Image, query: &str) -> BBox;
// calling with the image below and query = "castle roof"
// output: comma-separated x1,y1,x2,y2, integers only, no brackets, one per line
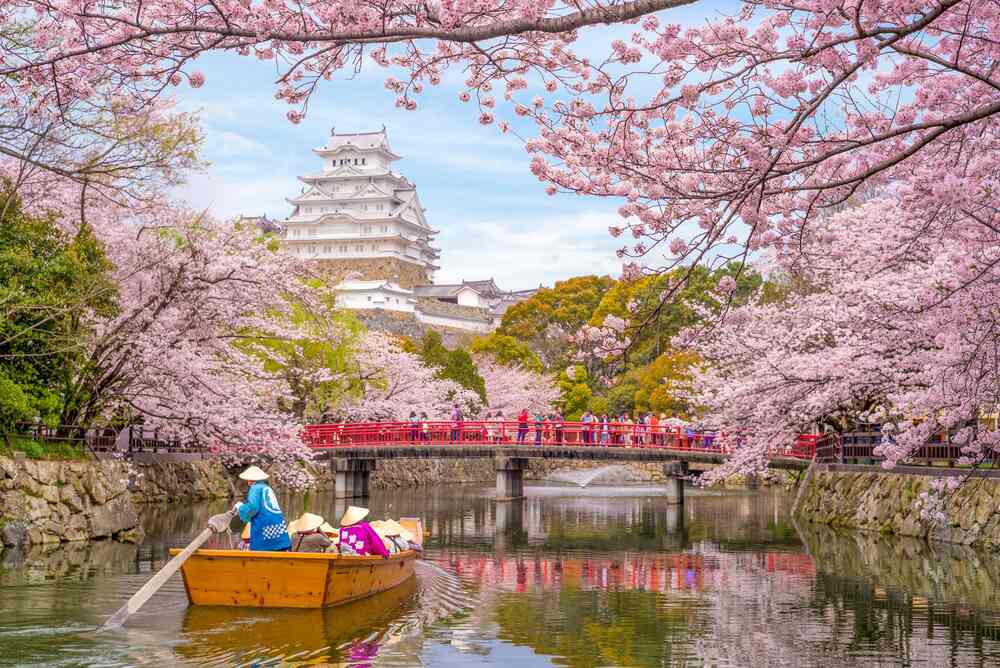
313,127,401,159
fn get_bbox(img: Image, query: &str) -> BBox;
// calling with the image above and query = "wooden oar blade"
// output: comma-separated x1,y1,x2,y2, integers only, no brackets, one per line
100,510,235,631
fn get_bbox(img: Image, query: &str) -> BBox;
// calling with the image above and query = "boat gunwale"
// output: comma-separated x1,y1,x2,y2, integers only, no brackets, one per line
168,548,417,562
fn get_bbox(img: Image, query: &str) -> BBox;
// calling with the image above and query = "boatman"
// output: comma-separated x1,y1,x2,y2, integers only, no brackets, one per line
338,506,390,558
232,465,292,552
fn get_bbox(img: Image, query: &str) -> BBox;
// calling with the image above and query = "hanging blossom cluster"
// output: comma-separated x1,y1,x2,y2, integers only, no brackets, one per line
680,197,1000,483
6,168,329,488
475,355,560,416
344,332,481,421
2,1,996,298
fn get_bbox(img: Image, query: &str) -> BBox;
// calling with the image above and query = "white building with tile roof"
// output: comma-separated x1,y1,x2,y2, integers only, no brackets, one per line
281,127,440,285
274,128,537,333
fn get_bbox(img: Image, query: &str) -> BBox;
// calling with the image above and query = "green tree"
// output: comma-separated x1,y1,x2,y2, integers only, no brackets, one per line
556,365,593,420
0,189,118,430
410,331,487,403
590,263,762,366
469,333,543,372
242,286,365,421
499,275,614,367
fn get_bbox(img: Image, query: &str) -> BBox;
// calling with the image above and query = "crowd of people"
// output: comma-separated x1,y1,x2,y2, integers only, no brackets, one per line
395,405,701,447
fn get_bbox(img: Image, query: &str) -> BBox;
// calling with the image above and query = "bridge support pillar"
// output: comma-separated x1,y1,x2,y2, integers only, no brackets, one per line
332,458,376,499
495,456,528,501
664,461,688,505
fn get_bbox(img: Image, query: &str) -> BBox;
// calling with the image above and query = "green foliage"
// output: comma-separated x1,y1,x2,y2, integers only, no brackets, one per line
411,331,487,402
5,435,86,460
555,365,593,420
469,333,543,372
242,288,365,421
0,188,118,431
590,263,761,367
499,275,615,367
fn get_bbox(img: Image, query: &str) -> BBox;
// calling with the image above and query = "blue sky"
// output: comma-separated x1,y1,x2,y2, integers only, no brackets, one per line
171,3,730,289
172,51,629,290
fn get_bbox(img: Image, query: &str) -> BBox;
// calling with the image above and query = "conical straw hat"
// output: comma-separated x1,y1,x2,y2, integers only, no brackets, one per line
320,522,337,535
381,520,404,536
238,465,269,481
290,512,324,534
340,506,369,527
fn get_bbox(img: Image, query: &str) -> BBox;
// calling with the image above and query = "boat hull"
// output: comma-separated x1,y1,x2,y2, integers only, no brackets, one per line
170,548,417,609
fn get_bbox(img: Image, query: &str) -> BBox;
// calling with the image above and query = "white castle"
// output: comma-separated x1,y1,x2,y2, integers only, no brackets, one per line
261,127,535,332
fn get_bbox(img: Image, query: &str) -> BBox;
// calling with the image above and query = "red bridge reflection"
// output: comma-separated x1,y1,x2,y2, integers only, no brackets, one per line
432,550,816,594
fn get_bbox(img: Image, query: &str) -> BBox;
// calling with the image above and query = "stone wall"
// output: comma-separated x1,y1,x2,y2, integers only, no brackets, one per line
315,257,429,288
355,309,475,348
793,465,1000,550
0,456,140,546
367,458,668,489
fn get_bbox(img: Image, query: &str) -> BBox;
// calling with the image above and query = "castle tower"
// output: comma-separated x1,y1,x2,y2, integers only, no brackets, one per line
281,127,440,287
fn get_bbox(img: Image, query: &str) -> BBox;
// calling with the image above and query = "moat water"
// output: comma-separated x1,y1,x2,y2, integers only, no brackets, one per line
2,483,999,667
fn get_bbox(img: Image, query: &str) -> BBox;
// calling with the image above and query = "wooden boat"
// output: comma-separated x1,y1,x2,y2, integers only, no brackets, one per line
171,516,425,609
170,548,417,609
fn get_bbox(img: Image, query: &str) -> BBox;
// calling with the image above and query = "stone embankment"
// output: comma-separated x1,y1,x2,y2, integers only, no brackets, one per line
793,465,1000,551
367,459,671,489
0,455,241,547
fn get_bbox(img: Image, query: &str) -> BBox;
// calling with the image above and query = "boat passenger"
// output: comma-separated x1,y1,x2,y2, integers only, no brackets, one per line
338,506,390,558
232,465,292,552
290,512,333,553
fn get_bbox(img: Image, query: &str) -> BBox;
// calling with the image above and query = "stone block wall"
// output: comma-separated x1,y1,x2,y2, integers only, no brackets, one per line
0,456,140,546
793,465,1000,550
367,458,668,489
315,257,429,288
356,310,475,348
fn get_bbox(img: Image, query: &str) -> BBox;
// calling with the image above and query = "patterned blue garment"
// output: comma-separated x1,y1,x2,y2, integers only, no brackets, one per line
237,481,292,552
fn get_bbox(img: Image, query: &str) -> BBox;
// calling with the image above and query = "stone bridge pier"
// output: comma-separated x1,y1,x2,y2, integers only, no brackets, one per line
332,458,377,499
495,456,528,501
664,460,688,505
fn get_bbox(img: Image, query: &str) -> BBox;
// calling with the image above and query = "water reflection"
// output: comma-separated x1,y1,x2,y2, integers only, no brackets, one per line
0,485,999,666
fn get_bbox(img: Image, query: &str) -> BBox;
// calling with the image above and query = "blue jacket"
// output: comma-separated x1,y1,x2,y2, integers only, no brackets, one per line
238,481,292,551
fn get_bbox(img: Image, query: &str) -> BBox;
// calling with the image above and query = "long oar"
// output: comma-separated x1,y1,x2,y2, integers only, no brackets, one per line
101,509,235,631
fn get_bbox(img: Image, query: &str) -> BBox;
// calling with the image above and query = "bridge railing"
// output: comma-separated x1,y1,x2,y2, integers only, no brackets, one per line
812,431,996,466
303,421,820,460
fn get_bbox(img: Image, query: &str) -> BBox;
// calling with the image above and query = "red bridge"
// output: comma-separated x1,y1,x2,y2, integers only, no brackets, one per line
304,420,818,501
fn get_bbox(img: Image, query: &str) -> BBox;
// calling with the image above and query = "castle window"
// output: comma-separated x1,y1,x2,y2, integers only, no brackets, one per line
356,244,363,252
380,225,388,233
323,245,331,253
340,245,347,253
362,158,366,165
309,244,316,253
354,159,358,165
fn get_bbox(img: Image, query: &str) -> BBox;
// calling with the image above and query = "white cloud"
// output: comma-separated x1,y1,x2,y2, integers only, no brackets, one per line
434,209,624,288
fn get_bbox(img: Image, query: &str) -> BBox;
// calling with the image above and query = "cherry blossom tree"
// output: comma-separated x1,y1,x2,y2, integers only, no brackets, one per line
681,197,1000,481
3,1,995,293
344,331,481,420
6,171,336,486
475,355,560,417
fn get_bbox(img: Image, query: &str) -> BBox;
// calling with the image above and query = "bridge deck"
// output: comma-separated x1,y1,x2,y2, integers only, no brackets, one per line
311,444,810,471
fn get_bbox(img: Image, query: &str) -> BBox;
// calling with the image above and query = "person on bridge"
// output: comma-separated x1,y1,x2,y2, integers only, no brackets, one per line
233,466,292,552
580,411,592,444
408,411,419,443
338,506,390,558
554,410,564,445
517,408,529,444
450,404,463,443
534,411,545,446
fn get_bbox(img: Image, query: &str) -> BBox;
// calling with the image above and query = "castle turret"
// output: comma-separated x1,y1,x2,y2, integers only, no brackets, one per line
281,127,440,287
